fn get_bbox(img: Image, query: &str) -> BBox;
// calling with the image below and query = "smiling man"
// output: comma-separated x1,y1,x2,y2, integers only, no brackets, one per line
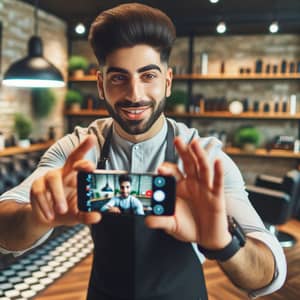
98,45,172,138
101,174,145,215
0,3,286,300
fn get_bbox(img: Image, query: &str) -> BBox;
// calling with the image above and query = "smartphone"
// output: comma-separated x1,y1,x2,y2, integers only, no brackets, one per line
77,170,176,216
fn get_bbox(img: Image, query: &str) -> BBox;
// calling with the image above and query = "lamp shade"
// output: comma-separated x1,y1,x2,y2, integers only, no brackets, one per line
101,183,113,192
3,36,65,88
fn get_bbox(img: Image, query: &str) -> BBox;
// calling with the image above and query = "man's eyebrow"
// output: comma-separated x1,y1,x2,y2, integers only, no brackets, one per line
106,67,128,74
106,64,162,74
138,64,161,73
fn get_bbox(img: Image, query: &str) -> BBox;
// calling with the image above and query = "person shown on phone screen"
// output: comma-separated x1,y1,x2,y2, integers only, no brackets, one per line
101,174,144,215
0,3,286,300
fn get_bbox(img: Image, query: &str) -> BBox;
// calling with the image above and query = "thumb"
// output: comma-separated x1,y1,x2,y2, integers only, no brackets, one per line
64,135,97,175
77,211,102,225
145,215,176,233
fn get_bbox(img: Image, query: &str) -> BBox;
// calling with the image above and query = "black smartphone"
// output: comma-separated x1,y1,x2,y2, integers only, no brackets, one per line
77,171,176,216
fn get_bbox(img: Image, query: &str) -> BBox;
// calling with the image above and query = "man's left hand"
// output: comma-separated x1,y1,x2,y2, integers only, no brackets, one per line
145,137,231,250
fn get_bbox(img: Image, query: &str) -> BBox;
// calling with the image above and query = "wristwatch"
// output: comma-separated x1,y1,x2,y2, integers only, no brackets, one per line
197,216,246,262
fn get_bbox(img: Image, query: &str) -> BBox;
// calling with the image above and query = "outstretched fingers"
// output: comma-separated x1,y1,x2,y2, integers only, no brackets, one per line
45,170,67,215
212,159,224,198
190,139,211,187
31,177,54,222
157,161,184,181
174,137,199,178
175,137,211,187
63,135,97,176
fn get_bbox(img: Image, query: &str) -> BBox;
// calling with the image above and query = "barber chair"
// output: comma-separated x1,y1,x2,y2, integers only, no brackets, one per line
0,158,19,193
246,170,300,248
14,154,38,180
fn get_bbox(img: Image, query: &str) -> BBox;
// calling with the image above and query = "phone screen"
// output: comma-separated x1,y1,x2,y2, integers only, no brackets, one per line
77,171,176,216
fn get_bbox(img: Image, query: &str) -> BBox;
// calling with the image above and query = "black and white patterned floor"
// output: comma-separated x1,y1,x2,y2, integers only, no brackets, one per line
0,224,93,300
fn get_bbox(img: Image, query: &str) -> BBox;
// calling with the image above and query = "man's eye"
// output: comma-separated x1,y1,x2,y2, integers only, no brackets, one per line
143,73,157,80
111,74,127,83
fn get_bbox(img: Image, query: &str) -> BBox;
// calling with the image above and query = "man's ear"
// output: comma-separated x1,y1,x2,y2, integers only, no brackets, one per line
165,67,173,98
97,71,105,100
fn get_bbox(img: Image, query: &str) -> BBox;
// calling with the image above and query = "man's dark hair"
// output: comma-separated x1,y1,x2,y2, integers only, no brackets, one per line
119,174,132,185
89,3,176,66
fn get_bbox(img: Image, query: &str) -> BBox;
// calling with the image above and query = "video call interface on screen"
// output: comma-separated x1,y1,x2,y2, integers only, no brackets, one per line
81,173,155,214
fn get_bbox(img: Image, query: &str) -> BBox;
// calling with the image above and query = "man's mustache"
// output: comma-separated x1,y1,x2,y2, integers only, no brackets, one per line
116,100,153,108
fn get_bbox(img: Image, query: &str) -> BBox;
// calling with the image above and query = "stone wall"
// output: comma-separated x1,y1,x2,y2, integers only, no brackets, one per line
0,0,67,140
170,35,300,183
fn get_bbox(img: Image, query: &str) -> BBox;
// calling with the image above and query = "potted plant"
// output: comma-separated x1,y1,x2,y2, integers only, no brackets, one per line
166,89,188,113
14,113,33,147
87,63,99,75
32,88,56,118
234,125,262,152
65,89,83,111
68,55,89,77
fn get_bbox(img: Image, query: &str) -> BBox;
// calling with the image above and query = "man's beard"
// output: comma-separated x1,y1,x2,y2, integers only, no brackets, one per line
103,97,167,135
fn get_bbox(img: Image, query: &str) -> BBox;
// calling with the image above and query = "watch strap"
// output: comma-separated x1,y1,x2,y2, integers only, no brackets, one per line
197,216,246,262
197,235,241,262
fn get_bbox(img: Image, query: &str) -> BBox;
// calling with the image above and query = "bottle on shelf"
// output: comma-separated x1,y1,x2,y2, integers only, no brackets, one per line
273,65,278,74
273,96,280,113
281,60,287,74
297,61,300,73
289,62,295,73
263,101,270,113
281,97,288,113
48,126,56,140
255,59,263,73
0,132,5,151
253,100,260,112
290,94,297,115
220,61,226,74
200,52,208,75
242,98,250,112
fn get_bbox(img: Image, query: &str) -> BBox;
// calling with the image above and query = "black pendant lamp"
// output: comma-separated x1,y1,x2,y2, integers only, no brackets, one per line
3,0,65,88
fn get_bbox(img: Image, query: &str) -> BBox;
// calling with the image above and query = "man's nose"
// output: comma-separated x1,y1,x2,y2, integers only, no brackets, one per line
126,77,143,102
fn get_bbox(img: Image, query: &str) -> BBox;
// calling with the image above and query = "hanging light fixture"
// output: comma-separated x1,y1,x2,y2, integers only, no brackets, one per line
3,0,65,88
101,175,113,192
269,21,279,34
216,21,227,34
75,23,86,35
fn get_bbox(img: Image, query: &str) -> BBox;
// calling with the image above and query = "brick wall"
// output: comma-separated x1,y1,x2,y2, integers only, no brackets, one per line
0,0,67,140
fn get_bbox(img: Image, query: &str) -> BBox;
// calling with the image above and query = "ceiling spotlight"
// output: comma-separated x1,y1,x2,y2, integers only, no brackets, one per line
216,21,226,34
209,0,219,3
75,23,86,35
269,21,279,33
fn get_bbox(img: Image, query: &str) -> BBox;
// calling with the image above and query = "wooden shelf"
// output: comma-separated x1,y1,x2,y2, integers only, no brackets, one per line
69,73,300,82
173,73,300,80
225,147,300,159
0,141,54,157
69,75,97,82
63,110,300,159
166,111,300,120
64,109,109,116
64,109,300,121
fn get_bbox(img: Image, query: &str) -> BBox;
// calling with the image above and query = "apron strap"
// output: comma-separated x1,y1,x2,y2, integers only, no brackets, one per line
97,119,178,170
97,125,113,169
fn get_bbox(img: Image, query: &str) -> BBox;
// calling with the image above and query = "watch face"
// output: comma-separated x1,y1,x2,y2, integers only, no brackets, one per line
228,216,246,247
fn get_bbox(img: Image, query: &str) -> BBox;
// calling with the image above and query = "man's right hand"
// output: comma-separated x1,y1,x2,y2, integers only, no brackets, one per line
30,135,102,228
107,206,121,214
